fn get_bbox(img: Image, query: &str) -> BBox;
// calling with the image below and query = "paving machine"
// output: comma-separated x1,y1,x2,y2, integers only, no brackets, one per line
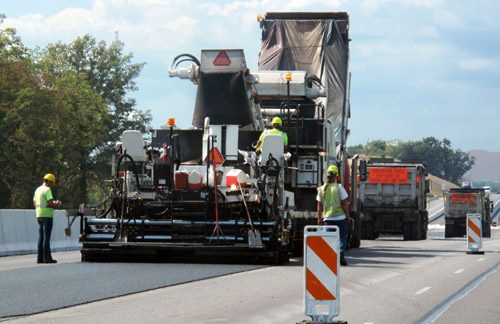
79,12,358,262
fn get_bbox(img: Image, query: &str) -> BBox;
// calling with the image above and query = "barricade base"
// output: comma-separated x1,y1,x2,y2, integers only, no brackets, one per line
466,251,485,255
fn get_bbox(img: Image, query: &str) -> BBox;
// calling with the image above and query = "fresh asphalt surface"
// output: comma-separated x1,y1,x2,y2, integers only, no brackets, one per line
1,195,499,322
0,259,265,318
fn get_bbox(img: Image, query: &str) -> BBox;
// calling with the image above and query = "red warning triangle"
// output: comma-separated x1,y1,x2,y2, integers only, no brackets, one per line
213,51,231,66
204,147,225,165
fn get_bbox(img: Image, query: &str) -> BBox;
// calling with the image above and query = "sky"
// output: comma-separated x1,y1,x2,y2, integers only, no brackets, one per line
2,0,500,152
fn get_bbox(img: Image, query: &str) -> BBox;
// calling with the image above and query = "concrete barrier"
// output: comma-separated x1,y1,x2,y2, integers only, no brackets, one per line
0,209,81,257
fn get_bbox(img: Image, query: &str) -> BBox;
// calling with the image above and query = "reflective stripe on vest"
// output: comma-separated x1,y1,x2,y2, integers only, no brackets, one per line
318,183,344,219
34,186,54,218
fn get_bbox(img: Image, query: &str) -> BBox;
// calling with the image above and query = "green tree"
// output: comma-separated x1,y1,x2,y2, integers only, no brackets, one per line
0,56,110,208
347,144,364,156
0,14,29,59
51,74,111,207
347,137,475,185
35,34,151,140
394,137,474,184
33,34,151,205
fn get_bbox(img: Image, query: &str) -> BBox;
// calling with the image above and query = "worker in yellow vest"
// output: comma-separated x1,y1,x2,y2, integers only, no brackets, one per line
253,117,288,152
33,173,62,264
317,165,350,266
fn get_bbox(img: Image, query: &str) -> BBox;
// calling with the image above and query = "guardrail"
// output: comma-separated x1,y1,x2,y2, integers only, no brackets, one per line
0,210,81,257
427,196,439,203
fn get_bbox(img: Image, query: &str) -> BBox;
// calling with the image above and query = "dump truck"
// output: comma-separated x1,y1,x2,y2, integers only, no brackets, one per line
444,188,492,238
358,158,429,240
79,12,357,262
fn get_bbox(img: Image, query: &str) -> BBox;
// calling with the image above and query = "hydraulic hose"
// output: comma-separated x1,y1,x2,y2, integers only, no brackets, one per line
265,155,281,218
169,53,201,72
116,153,140,188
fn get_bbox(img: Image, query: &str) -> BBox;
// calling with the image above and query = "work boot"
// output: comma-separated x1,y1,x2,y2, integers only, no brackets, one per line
340,254,347,266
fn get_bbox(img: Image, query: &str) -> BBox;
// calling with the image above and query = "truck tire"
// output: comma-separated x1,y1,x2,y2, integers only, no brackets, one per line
414,215,423,240
444,222,454,238
403,221,413,240
349,212,361,248
403,213,423,241
482,220,491,238
421,211,428,240
364,220,376,240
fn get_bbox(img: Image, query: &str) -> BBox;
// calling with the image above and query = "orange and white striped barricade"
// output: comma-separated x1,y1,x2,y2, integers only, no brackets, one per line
302,225,345,324
466,213,484,255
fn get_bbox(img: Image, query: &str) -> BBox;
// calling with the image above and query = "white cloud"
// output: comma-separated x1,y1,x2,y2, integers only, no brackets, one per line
433,10,462,29
457,58,500,72
359,0,442,15
3,0,500,150
389,0,443,7
418,25,439,38
4,1,205,51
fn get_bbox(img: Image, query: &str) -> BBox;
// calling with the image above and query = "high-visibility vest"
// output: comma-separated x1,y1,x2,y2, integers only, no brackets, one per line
317,183,344,219
257,129,288,151
33,185,54,218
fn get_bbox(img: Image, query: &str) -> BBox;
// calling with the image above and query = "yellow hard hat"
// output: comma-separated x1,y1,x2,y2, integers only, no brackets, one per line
43,173,56,184
327,165,338,176
271,117,282,126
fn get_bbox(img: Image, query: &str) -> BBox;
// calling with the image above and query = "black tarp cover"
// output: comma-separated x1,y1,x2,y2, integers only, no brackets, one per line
258,16,349,144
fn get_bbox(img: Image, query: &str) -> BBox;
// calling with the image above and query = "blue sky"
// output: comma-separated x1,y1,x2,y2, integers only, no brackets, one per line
2,0,500,152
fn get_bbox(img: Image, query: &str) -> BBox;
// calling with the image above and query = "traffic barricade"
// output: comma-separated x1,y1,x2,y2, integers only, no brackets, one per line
301,225,346,324
466,213,484,255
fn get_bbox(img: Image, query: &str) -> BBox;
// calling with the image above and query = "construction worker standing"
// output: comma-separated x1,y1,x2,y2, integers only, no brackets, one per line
253,117,288,152
33,173,62,264
317,165,350,266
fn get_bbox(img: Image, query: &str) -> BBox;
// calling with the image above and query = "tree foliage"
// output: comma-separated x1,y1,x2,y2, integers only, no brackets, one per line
0,14,29,59
0,18,150,208
35,34,151,141
348,137,475,185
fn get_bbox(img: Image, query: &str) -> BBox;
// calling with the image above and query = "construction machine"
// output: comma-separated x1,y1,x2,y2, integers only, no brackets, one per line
79,12,358,262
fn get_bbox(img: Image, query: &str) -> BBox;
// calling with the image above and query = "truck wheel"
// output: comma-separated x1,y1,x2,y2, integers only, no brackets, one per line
364,221,376,240
349,212,361,248
482,220,491,238
414,215,422,240
444,222,454,238
403,222,413,240
421,228,427,240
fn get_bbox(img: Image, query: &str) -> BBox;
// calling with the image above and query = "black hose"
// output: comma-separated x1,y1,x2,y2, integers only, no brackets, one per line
170,53,201,71
97,203,113,219
264,155,281,218
145,201,169,216
175,58,198,68
116,153,140,188
115,153,142,229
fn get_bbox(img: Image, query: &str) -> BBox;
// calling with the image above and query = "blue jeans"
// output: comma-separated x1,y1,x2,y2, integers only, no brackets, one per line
37,217,53,262
324,218,348,255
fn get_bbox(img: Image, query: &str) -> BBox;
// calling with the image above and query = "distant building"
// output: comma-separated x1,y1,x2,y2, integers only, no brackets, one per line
387,139,404,147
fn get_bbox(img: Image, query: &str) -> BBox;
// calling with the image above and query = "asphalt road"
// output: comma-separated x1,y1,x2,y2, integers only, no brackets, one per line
2,197,500,323
2,225,500,323
0,254,265,320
